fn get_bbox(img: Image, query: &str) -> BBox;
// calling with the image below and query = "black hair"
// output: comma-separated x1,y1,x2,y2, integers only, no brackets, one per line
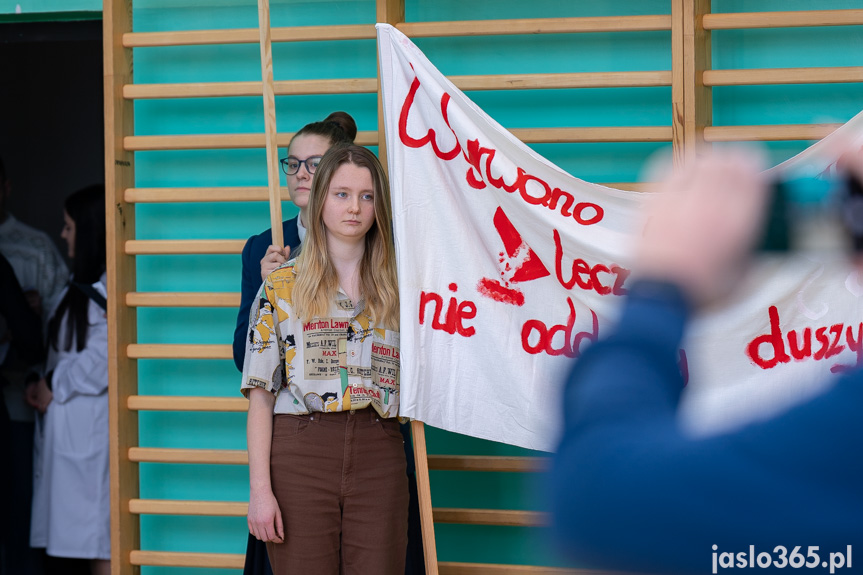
291,111,357,149
48,184,106,352
320,111,358,142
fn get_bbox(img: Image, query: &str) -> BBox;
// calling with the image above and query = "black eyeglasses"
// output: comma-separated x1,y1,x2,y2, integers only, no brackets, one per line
280,156,323,176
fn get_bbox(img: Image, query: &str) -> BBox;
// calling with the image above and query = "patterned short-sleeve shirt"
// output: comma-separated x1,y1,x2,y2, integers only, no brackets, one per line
241,262,401,418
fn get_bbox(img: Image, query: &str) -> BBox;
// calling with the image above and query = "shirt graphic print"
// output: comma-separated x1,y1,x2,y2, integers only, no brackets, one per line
241,262,400,418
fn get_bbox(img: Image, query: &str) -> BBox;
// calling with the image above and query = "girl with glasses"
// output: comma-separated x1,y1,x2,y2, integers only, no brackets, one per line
233,111,356,373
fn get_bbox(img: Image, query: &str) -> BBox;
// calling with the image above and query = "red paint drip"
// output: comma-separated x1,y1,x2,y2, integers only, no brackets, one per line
477,278,525,306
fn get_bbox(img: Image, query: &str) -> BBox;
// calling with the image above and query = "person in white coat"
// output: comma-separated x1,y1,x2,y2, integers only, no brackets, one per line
26,185,109,575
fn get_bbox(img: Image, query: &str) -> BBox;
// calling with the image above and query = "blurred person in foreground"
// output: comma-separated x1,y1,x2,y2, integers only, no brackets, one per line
551,147,863,574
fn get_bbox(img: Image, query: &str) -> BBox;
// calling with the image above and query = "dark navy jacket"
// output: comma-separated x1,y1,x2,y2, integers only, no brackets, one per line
551,281,863,574
233,217,301,372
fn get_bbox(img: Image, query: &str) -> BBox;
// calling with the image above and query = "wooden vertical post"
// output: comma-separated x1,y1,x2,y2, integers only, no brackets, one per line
684,0,712,164
671,0,685,167
376,0,405,174
103,0,140,573
257,0,284,248
374,0,436,571
410,421,439,575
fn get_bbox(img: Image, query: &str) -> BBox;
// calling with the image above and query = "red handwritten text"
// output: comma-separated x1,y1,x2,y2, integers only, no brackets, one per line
521,297,599,358
399,73,604,227
745,305,863,373
553,229,629,295
463,139,604,225
419,283,477,337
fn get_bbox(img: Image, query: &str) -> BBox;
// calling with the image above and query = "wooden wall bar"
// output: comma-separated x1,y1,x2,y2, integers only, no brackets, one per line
122,127,662,152
121,15,672,48
122,72,668,102
704,123,842,142
122,24,376,47
704,66,863,86
124,78,379,99
124,187,289,203
105,1,860,573
104,1,140,574
703,9,863,30
396,15,671,37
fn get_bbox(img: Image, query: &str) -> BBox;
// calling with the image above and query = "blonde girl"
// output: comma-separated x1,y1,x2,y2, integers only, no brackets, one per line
242,145,407,575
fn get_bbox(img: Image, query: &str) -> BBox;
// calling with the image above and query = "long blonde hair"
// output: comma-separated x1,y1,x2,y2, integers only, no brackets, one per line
292,144,399,330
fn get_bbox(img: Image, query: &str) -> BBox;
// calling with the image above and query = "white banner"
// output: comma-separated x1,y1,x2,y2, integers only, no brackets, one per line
377,23,863,451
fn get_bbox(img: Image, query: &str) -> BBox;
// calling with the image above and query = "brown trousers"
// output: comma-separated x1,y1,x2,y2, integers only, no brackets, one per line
266,410,409,575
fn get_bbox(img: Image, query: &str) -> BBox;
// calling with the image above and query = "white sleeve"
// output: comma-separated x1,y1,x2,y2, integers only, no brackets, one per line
241,280,284,398
51,300,108,404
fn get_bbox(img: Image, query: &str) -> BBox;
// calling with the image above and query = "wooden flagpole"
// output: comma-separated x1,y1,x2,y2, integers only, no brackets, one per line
257,0,283,247
374,3,439,569
411,420,439,574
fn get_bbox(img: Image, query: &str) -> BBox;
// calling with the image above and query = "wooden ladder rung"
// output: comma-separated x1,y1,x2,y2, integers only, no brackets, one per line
129,553,585,572
123,24,375,48
124,131,378,151
125,239,246,255
126,292,240,307
129,550,244,569
128,447,248,465
124,78,377,99
703,66,863,87
703,9,863,30
126,344,232,360
126,448,549,473
397,15,671,37
123,16,674,50
434,508,547,527
123,128,668,152
447,71,671,91
125,186,287,203
127,499,546,526
127,396,247,412
703,123,841,142
122,72,669,104
512,127,671,143
129,498,247,516
428,455,548,473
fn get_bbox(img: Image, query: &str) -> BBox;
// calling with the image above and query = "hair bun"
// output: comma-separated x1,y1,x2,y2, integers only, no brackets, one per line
322,111,357,143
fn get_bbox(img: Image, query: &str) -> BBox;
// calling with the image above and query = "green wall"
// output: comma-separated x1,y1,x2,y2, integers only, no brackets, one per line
0,0,100,17
5,0,863,571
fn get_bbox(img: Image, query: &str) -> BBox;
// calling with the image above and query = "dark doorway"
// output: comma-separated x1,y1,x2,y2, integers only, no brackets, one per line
0,17,103,575
0,18,104,257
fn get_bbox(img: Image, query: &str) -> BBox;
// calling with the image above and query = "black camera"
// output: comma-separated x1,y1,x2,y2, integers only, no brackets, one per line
760,171,863,253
